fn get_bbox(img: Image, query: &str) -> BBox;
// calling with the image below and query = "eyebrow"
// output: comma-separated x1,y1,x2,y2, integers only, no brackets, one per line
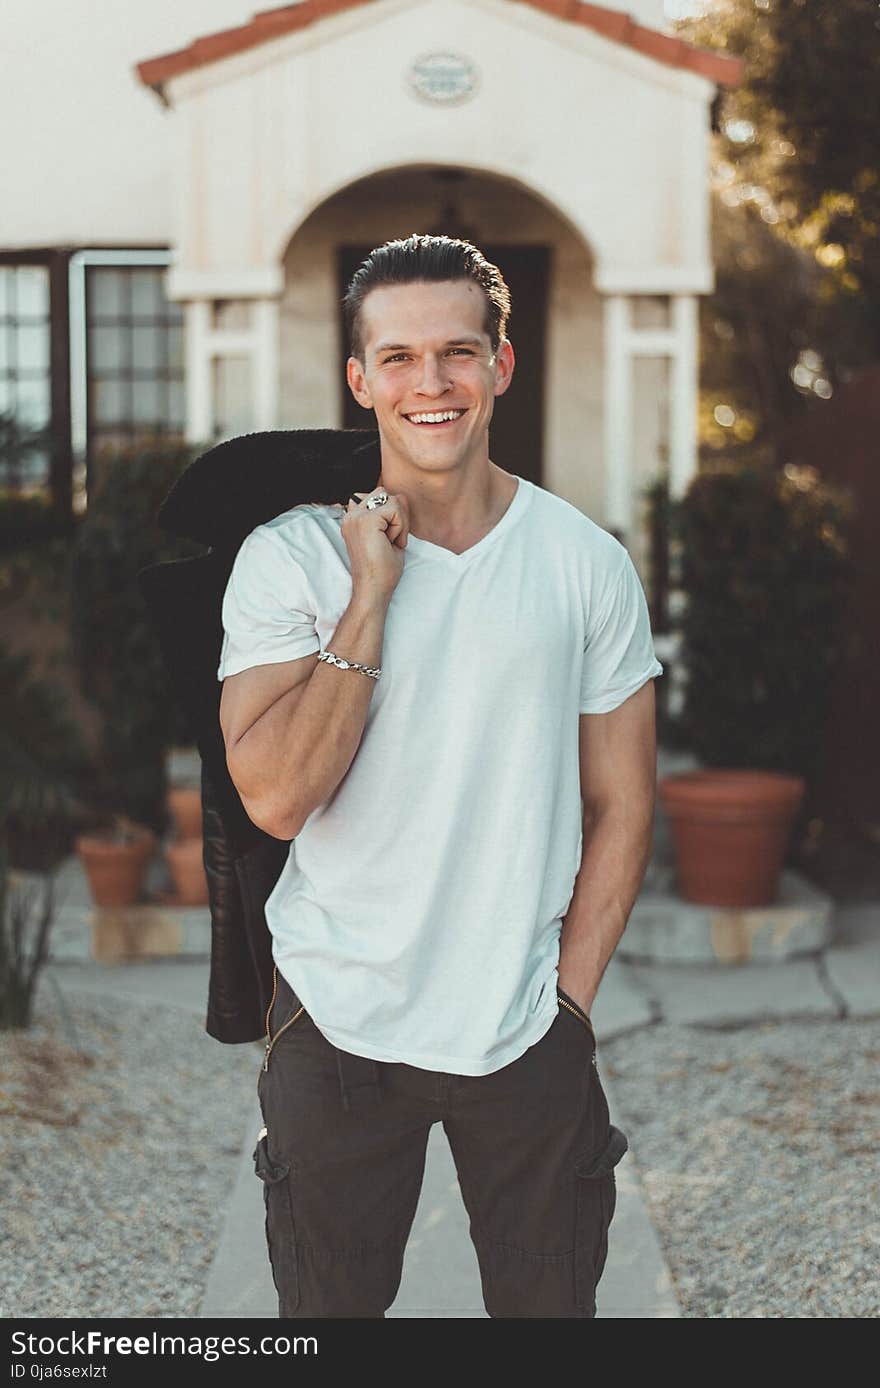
374,336,485,353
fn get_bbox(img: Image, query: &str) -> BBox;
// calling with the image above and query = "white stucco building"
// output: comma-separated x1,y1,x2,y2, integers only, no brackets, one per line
1,0,739,573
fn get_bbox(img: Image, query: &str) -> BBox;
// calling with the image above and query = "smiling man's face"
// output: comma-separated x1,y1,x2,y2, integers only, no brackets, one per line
346,278,514,478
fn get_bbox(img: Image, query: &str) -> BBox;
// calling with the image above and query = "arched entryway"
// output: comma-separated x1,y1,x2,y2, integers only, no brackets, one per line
278,165,597,502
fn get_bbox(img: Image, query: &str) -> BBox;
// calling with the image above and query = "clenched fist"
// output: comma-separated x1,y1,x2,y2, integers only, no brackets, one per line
341,489,411,604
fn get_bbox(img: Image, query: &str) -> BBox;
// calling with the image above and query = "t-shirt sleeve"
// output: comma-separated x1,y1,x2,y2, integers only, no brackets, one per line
216,525,320,681
579,549,664,714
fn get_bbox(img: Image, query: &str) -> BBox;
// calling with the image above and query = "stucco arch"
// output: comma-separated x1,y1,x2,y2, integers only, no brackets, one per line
272,159,599,284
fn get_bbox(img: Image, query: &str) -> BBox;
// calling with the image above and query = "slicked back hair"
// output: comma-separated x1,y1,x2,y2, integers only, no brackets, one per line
342,233,512,364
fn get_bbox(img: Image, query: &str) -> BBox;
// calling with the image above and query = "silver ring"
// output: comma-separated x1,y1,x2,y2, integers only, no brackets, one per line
365,490,389,510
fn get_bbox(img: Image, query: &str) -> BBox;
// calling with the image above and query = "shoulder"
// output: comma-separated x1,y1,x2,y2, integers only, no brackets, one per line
526,480,627,573
242,502,343,561
224,506,338,603
261,500,342,539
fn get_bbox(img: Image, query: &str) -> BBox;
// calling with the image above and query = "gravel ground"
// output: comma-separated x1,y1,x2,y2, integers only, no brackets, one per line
0,988,262,1318
601,1017,880,1318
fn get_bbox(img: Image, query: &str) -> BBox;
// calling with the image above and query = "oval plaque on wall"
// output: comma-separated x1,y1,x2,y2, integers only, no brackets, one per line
407,51,479,105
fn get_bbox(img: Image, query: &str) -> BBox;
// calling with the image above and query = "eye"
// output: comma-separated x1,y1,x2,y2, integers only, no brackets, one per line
383,353,408,363
449,348,473,356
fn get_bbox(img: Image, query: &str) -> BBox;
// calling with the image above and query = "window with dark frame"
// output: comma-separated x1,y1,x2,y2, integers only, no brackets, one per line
0,263,52,493
85,265,185,459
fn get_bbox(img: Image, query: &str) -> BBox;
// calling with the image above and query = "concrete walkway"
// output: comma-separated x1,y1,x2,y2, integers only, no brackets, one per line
36,822,879,1319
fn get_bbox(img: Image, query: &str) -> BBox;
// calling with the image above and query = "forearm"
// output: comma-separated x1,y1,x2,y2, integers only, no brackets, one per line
232,593,390,837
557,802,654,1016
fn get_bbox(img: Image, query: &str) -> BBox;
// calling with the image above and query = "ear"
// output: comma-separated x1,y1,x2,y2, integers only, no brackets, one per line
492,338,516,399
346,355,373,410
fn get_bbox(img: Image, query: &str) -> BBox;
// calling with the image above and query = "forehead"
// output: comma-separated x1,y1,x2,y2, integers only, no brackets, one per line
360,279,489,353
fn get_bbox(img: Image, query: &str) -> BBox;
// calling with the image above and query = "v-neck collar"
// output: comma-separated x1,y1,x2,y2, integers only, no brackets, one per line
405,475,532,568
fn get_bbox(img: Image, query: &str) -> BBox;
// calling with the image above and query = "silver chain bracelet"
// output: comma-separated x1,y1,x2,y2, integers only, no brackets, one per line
317,649,382,680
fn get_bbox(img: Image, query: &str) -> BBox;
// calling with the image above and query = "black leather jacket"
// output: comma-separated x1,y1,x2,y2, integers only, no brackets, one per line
138,427,381,1043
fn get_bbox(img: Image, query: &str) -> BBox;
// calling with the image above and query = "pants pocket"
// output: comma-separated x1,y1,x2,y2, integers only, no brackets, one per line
556,987,597,1050
574,1122,628,1313
263,967,308,1073
253,1128,301,1315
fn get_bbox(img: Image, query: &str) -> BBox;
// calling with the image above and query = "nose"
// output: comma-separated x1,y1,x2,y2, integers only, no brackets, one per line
414,353,452,397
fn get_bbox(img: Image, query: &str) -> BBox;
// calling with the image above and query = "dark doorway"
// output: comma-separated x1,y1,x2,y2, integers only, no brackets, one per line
337,244,550,485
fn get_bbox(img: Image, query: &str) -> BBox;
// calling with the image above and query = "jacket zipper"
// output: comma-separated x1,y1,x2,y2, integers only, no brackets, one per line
557,994,598,1056
262,965,305,1072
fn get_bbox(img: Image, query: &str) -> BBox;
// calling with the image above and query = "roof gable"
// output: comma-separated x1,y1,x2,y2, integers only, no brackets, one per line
136,0,743,97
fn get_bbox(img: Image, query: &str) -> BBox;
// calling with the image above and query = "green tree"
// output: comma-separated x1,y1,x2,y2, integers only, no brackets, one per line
672,0,878,455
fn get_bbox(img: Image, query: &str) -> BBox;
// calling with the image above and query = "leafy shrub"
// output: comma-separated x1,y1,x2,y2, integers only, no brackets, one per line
69,440,207,832
0,646,91,869
0,643,92,1027
0,411,54,500
0,845,54,1030
0,490,73,554
669,460,856,785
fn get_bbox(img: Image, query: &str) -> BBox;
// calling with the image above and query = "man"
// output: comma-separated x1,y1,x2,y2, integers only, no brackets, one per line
216,233,663,1318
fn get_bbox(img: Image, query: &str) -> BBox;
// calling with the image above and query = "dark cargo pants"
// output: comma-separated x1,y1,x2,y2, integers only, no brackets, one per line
254,965,628,1318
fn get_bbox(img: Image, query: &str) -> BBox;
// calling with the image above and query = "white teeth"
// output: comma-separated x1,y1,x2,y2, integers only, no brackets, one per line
406,410,464,424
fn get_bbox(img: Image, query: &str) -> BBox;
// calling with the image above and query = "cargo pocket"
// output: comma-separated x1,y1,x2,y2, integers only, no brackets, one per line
253,1127,300,1315
574,1122,628,1314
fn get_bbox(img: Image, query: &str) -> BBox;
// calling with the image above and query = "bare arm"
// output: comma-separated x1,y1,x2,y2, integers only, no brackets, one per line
219,487,409,839
220,593,390,838
557,680,658,1017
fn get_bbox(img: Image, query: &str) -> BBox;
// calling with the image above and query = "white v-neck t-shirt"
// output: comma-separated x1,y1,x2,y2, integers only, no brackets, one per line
217,475,663,1075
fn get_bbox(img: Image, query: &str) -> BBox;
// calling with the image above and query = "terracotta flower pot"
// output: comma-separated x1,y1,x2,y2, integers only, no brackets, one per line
167,786,202,841
75,823,157,907
658,769,806,907
165,835,209,905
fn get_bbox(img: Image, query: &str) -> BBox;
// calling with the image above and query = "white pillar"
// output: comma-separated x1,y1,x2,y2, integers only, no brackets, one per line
669,294,699,500
603,293,632,539
253,298,280,430
184,295,281,442
666,294,699,714
184,299,213,444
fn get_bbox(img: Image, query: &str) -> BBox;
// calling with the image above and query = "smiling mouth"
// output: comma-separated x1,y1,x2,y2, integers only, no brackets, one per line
402,409,467,427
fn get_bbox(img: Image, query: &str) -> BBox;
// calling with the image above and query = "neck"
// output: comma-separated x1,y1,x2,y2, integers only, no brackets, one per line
376,460,517,546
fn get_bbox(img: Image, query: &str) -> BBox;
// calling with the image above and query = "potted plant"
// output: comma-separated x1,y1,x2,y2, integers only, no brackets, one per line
74,813,157,908
165,745,204,840
67,439,205,907
164,835,209,905
167,785,203,841
162,746,208,905
660,459,855,906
